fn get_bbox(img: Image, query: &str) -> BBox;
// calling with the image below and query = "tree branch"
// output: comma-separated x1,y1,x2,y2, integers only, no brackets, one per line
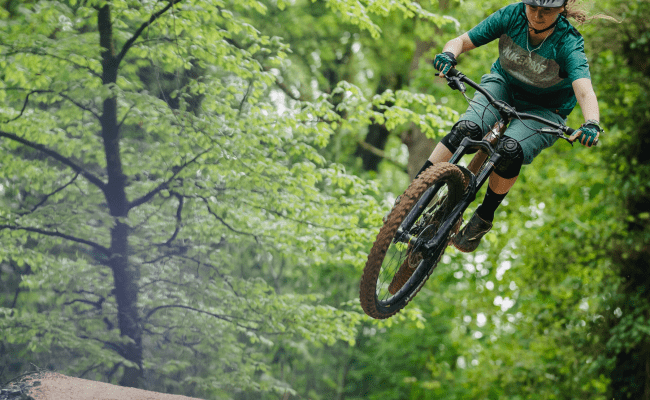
2,47,102,79
128,148,211,210
356,140,408,172
79,364,101,379
106,362,123,383
238,198,353,232
142,251,180,265
274,76,305,101
57,92,101,120
139,278,192,290
2,89,50,123
117,102,137,129
197,195,260,239
115,0,183,66
9,285,20,318
63,298,104,310
77,335,121,354
176,253,241,297
18,172,80,216
0,225,110,256
143,304,261,331
238,81,253,116
157,192,183,246
2,88,101,120
0,130,107,192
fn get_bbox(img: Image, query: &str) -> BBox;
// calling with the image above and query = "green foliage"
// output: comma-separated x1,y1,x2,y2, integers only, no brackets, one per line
1,0,648,398
0,0,373,394
0,0,468,396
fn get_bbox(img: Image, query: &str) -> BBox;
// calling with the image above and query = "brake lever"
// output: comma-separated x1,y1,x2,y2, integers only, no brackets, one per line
537,127,574,146
445,75,466,93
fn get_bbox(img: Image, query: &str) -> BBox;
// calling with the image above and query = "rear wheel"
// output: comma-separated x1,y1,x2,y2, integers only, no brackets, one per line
360,163,466,319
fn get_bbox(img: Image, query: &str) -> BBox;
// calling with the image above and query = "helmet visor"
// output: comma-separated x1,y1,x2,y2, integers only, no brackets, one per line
522,0,566,7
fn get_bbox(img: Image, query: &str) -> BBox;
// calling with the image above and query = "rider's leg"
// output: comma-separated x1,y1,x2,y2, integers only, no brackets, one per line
428,142,454,164
475,137,524,221
468,104,567,225
453,138,523,252
488,173,518,194
413,143,452,179
475,173,518,222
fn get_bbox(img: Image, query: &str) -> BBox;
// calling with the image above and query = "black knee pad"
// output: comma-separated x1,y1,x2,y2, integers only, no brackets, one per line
494,137,524,179
440,120,484,153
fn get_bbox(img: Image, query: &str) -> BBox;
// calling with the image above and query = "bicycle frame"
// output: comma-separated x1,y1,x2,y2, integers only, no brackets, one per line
397,135,502,259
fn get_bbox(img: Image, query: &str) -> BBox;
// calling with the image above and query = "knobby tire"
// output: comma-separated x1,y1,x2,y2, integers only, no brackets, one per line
360,163,466,319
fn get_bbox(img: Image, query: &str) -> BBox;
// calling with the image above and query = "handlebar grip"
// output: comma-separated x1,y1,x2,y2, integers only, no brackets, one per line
446,68,460,77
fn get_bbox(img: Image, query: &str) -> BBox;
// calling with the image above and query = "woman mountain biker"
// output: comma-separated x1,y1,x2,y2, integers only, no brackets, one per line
420,0,608,253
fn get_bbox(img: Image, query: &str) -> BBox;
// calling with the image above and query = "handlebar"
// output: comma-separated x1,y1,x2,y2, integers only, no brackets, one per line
443,68,598,146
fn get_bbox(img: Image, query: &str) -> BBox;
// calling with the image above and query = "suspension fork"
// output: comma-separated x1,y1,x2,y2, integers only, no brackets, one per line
467,120,505,174
422,149,502,254
395,125,504,245
395,181,445,243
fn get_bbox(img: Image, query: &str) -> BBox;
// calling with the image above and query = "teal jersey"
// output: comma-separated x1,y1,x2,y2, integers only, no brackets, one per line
468,2,590,116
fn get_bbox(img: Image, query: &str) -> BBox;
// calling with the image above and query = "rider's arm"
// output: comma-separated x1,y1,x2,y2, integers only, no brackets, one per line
572,78,600,124
441,33,477,58
570,77,601,145
439,5,510,66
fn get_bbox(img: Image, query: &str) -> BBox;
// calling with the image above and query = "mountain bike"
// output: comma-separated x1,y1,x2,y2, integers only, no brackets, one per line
359,67,598,319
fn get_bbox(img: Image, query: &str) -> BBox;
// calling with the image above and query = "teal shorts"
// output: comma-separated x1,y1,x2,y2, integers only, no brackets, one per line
459,73,567,165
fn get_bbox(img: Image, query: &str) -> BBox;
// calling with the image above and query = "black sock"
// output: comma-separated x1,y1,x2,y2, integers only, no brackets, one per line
477,187,507,222
414,160,433,179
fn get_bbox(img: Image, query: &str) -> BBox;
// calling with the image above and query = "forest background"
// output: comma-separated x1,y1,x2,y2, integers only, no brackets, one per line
0,0,649,399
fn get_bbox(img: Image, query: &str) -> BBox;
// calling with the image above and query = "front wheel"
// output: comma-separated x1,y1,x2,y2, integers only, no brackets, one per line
360,163,466,319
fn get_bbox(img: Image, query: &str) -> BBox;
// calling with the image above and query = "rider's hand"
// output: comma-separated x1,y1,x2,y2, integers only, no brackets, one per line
570,120,602,147
433,52,457,78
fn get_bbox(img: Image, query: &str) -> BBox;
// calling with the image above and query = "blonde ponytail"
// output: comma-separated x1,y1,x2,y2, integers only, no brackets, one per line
561,0,621,24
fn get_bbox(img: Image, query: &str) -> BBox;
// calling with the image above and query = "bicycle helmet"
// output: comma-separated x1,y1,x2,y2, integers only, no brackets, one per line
522,0,566,7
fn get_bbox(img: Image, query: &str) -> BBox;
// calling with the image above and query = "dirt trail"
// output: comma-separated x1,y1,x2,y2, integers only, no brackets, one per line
1,371,203,400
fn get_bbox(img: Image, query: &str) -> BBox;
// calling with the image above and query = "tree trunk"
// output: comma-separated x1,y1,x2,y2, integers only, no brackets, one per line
401,125,435,180
359,120,390,171
401,0,452,178
98,5,142,387
335,347,352,400
356,74,403,172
